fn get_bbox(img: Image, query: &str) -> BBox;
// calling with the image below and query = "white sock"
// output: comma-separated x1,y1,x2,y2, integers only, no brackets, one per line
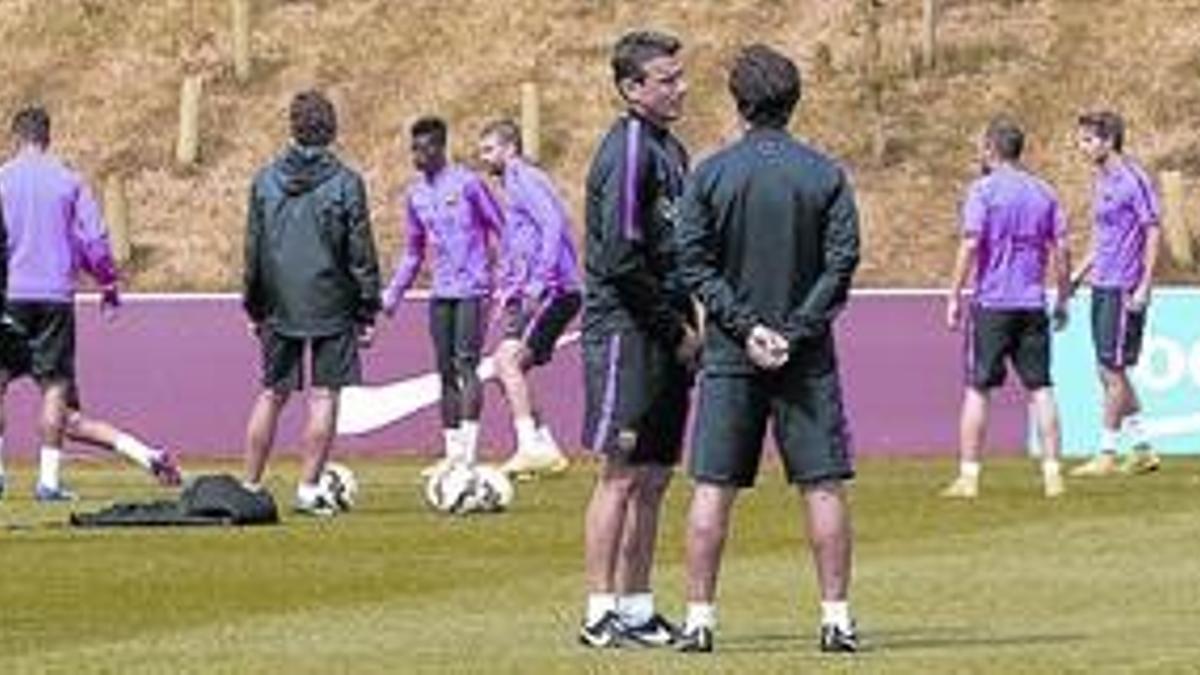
1041,459,1061,479
113,433,157,469
1099,429,1119,453
685,602,716,632
38,446,63,490
443,427,461,460
617,592,654,627
513,417,538,454
535,424,562,454
820,600,852,630
1123,415,1149,448
459,420,479,465
296,482,322,504
960,460,981,479
586,593,618,625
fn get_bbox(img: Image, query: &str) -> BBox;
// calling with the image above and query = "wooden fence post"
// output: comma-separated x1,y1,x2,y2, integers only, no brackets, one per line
176,75,203,167
232,0,252,83
520,82,541,163
104,174,132,265
1160,170,1194,267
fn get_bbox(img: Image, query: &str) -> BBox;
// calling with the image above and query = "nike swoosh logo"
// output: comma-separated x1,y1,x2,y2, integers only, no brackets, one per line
336,331,580,435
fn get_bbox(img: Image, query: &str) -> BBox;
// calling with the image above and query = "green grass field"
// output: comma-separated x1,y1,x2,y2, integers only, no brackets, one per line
1,456,1198,673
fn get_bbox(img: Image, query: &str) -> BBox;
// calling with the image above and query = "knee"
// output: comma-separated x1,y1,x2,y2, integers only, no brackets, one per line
260,388,290,408
495,343,524,382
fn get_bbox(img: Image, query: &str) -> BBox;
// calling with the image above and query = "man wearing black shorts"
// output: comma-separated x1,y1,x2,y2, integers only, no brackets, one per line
579,30,701,648
942,116,1071,502
674,45,861,654
242,91,381,516
0,106,181,501
477,119,582,478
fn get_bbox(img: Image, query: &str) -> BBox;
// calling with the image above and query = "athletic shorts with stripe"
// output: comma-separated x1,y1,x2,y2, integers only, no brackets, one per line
690,367,854,488
1090,287,1146,370
501,290,582,366
582,330,691,466
965,305,1052,391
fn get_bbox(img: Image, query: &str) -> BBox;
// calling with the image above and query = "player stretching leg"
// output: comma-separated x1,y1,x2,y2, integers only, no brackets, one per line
477,119,581,479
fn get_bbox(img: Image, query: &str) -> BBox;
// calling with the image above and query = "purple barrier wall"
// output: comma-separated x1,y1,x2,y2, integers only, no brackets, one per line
0,293,1026,460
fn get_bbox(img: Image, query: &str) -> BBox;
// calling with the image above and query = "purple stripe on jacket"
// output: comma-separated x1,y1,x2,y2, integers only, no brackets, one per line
0,148,117,302
620,118,642,241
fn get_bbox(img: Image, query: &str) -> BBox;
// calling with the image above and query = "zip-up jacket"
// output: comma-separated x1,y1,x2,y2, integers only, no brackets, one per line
582,113,691,348
243,145,381,337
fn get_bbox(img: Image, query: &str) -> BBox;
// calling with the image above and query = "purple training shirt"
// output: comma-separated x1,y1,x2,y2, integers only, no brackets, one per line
383,165,503,304
499,158,581,299
1090,158,1160,291
0,148,117,302
962,165,1066,309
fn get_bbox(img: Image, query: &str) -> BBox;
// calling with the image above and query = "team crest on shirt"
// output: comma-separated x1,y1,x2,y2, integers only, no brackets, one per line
617,429,639,453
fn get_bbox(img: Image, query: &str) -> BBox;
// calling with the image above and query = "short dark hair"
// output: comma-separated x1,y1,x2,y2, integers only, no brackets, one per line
985,116,1025,161
411,116,448,147
728,44,802,129
11,106,50,147
611,30,681,87
1078,110,1124,152
480,118,522,154
289,90,337,147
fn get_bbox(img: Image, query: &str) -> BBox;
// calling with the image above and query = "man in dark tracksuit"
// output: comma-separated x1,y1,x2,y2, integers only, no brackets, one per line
674,45,860,654
579,30,701,648
242,90,381,516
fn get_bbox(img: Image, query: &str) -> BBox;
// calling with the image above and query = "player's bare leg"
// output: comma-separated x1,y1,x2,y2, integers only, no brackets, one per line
63,411,181,485
33,380,71,499
294,387,339,515
1030,387,1065,496
943,387,988,498
243,388,289,487
1074,366,1133,476
679,481,737,650
496,339,568,477
581,459,639,646
803,481,858,651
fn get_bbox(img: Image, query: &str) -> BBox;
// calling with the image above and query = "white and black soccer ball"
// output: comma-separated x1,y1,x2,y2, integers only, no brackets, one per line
423,464,515,515
424,464,480,515
318,462,359,512
472,465,514,513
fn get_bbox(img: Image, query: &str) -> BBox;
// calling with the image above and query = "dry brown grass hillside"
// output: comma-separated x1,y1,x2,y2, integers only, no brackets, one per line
1,0,1198,291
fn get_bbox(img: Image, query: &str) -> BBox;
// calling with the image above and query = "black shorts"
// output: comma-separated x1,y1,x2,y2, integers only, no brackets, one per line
690,369,854,488
965,306,1051,391
582,330,691,466
260,328,361,392
501,290,581,366
1091,287,1146,370
0,302,76,385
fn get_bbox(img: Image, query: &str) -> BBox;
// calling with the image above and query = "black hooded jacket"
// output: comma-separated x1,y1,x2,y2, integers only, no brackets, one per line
243,145,381,337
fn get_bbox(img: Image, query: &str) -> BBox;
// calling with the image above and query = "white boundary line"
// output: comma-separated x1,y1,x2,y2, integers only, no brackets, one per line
74,286,1200,302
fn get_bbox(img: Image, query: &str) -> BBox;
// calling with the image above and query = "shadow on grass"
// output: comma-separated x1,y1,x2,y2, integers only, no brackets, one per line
716,627,1085,654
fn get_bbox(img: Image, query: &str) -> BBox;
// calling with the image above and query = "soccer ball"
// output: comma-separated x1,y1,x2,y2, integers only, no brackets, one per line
423,464,514,515
318,462,358,512
473,465,514,512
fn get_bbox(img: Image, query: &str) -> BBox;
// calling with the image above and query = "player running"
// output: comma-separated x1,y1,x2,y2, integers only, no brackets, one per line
0,105,181,501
